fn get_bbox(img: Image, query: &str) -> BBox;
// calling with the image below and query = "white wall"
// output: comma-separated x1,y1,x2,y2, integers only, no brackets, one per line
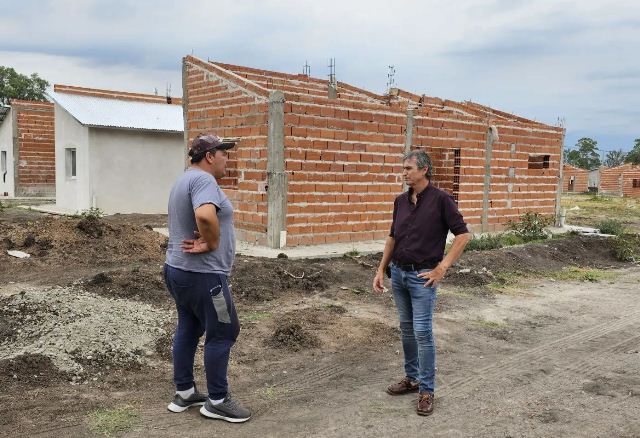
0,110,14,197
90,128,183,214
54,103,90,212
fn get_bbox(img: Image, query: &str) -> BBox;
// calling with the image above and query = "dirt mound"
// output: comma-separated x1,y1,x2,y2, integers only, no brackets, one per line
0,216,167,283
82,266,171,306
0,353,70,389
444,235,630,289
267,322,320,351
231,258,341,303
0,285,169,379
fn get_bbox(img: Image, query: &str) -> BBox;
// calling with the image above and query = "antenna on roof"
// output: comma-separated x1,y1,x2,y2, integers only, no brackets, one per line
386,65,396,94
556,116,565,128
166,83,172,104
303,60,311,77
154,88,158,96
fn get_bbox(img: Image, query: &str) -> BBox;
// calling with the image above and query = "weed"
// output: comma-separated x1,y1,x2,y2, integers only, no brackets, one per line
507,212,552,242
74,207,104,220
242,311,272,322
612,235,638,262
344,249,360,257
598,219,625,236
466,234,504,251
87,405,139,436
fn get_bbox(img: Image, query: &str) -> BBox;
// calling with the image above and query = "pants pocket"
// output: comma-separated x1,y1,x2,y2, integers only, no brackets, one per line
210,286,231,324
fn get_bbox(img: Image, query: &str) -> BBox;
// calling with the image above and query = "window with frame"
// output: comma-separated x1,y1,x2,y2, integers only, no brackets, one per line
65,148,76,178
633,179,640,188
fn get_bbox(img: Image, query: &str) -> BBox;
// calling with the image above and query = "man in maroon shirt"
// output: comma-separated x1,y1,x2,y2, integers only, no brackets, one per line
373,149,471,416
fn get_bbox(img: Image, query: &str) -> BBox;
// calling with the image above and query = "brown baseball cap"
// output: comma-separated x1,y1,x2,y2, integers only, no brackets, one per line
188,134,235,158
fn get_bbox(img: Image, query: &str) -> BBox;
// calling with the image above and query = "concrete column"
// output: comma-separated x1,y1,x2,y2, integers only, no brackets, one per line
554,129,566,226
328,83,337,99
181,58,190,170
481,125,498,232
402,108,414,191
266,90,288,248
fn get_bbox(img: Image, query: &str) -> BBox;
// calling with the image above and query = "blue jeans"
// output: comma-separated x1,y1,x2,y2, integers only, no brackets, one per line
390,264,437,394
163,264,240,400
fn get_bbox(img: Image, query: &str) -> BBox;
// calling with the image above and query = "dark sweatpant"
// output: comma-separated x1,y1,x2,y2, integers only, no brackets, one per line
163,264,240,400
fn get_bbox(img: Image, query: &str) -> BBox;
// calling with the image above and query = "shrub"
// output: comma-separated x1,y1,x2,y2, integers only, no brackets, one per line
76,207,104,220
612,235,637,262
597,219,625,236
507,212,552,242
466,234,504,251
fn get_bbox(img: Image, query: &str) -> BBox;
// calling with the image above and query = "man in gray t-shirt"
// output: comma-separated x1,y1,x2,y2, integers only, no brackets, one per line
163,134,250,423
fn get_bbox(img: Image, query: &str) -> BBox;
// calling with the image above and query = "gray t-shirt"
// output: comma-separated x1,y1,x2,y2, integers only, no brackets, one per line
165,167,236,275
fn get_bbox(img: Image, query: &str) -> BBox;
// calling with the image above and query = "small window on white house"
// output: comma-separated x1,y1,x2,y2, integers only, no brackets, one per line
65,148,77,178
1,151,6,173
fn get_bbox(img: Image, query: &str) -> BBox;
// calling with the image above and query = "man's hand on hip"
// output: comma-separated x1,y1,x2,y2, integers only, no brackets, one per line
417,264,447,287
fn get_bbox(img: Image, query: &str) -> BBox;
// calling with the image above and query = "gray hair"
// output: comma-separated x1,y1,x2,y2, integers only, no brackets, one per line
403,149,433,179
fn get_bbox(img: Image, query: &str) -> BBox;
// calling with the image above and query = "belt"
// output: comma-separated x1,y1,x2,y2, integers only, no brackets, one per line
392,261,437,272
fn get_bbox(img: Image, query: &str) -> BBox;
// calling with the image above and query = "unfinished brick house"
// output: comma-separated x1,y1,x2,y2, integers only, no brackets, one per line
600,164,640,197
0,100,55,198
183,55,565,248
562,164,589,193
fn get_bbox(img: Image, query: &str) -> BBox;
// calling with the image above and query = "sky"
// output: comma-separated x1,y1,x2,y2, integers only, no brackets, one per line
1,0,639,152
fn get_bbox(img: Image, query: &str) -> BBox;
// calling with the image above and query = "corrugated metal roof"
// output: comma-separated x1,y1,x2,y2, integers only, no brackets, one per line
47,91,183,132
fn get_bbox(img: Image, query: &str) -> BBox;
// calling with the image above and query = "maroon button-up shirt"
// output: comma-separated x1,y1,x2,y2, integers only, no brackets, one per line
390,184,468,266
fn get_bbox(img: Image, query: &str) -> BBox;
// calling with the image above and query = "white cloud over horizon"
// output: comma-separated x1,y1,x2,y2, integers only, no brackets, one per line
1,0,638,151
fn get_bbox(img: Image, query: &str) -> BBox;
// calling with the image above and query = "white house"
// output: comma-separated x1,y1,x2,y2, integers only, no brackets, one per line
48,85,185,214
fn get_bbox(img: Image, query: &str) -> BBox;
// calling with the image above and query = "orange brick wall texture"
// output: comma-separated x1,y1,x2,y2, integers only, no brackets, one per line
600,164,640,197
183,56,564,246
562,164,589,193
12,100,55,197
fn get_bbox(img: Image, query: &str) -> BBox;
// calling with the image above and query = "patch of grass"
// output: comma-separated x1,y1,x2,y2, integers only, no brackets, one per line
344,249,360,257
550,267,616,282
87,405,140,436
72,207,105,220
562,194,640,232
258,385,282,400
598,219,626,236
475,318,508,329
488,272,524,294
241,311,272,322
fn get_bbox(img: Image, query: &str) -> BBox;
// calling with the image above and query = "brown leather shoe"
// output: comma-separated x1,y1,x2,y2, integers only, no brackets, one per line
386,377,420,395
417,391,434,416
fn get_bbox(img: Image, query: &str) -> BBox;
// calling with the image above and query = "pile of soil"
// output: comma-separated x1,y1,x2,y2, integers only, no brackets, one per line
267,322,320,351
0,285,169,383
0,353,70,389
443,235,632,289
231,258,346,303
82,266,171,306
0,216,167,283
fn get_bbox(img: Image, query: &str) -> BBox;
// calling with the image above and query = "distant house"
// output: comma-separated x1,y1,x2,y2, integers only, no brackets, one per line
600,164,640,197
0,100,55,198
562,164,589,193
47,85,184,214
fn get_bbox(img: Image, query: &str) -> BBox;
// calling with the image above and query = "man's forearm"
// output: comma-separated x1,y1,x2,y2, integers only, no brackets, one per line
195,204,220,250
440,232,471,269
377,236,395,273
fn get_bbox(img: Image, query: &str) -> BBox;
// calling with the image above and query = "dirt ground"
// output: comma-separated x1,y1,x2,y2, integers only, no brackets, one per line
1,207,639,437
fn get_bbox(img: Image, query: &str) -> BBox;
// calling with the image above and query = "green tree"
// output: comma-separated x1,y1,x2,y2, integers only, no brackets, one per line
564,137,601,169
0,67,49,105
604,149,626,167
625,138,640,165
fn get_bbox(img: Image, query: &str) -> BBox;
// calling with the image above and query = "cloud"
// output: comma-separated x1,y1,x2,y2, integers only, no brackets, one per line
0,0,638,150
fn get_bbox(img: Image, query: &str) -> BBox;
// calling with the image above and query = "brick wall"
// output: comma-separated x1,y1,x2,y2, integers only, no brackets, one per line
184,56,564,245
562,164,589,193
183,57,271,245
600,164,640,197
12,100,55,197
